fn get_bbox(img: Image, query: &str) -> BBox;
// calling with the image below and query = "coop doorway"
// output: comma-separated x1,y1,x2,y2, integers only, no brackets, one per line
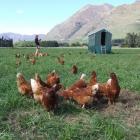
101,31,106,46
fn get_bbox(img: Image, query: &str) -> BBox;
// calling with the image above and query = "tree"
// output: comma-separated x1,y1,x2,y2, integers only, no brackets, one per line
45,41,59,47
58,42,69,47
136,33,140,48
71,42,81,47
125,32,138,48
112,39,125,46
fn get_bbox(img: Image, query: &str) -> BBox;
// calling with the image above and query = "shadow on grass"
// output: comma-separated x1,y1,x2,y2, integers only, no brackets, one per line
89,99,109,110
91,89,140,110
54,101,82,116
54,98,109,116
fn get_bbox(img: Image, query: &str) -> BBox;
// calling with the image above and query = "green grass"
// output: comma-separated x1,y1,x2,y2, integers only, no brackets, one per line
0,47,140,140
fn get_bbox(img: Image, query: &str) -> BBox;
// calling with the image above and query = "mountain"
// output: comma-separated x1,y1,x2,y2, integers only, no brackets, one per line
46,1,140,42
46,4,113,42
135,0,140,3
0,33,46,42
104,2,140,39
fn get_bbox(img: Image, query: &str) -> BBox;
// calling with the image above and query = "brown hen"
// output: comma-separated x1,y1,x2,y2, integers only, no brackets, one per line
68,74,87,90
57,56,64,65
89,71,97,86
35,73,47,87
16,73,33,97
46,70,60,87
31,79,58,111
71,65,78,74
92,72,120,104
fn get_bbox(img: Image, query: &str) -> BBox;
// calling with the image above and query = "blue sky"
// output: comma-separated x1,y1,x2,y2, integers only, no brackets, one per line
0,0,135,34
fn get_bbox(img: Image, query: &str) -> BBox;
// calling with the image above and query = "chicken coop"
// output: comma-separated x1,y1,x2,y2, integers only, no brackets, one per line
88,28,112,54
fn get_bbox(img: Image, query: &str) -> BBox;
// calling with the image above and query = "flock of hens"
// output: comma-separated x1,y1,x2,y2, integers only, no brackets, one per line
16,52,121,112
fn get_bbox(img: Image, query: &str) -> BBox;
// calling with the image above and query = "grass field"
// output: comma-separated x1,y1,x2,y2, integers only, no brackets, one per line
0,48,140,140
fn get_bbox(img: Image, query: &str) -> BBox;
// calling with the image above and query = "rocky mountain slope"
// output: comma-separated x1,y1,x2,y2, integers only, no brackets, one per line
46,1,140,42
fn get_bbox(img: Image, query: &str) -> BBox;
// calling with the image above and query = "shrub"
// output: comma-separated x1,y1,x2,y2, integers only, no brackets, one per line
58,42,70,47
14,41,35,47
112,39,125,46
125,32,140,48
44,41,59,47
0,37,13,47
14,40,59,47
71,42,81,47
125,33,138,48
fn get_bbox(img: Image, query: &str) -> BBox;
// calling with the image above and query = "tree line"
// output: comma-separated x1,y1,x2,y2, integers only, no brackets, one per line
112,32,140,48
15,32,139,48
14,40,88,47
1,32,140,48
14,40,59,47
0,36,13,47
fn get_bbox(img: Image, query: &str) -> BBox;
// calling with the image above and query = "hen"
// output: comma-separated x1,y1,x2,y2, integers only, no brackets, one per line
59,74,86,100
71,86,96,108
35,73,47,87
60,85,96,108
31,78,46,103
41,87,58,111
29,57,36,65
59,89,73,100
46,70,60,87
16,59,21,67
15,53,20,58
16,73,33,97
31,79,58,111
88,71,97,86
68,73,87,90
92,72,120,104
44,52,49,56
107,72,121,101
57,56,64,65
71,65,78,74
60,74,96,107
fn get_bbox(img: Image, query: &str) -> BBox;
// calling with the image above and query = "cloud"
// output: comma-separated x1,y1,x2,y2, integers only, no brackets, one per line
16,9,24,14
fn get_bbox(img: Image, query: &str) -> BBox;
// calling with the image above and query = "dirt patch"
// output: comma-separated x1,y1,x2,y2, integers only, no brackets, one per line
7,90,140,130
97,89,140,127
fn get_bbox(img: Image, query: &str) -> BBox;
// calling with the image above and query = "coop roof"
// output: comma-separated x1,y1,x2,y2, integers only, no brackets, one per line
88,28,112,36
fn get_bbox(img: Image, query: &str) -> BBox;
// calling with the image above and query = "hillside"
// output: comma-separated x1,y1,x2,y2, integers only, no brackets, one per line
106,2,140,39
46,1,140,42
46,4,113,42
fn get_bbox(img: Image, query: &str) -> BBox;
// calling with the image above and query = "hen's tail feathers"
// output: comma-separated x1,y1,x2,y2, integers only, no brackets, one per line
16,72,22,78
31,79,38,93
107,78,112,85
80,73,86,80
91,84,99,95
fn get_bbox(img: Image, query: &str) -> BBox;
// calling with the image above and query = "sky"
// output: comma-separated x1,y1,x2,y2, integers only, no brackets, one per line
0,0,136,35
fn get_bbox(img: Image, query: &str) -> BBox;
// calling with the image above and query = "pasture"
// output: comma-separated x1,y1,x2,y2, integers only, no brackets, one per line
0,48,140,140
